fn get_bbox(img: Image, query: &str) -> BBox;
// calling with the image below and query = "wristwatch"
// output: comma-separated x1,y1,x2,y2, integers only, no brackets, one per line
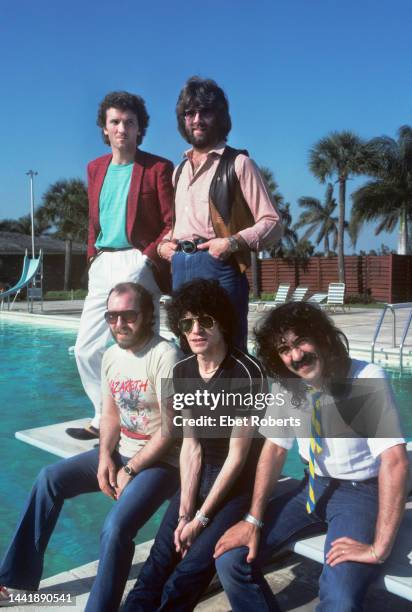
227,236,240,253
123,464,136,478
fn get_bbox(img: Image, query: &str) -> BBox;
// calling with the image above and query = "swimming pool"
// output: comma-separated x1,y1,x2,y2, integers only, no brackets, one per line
0,318,411,578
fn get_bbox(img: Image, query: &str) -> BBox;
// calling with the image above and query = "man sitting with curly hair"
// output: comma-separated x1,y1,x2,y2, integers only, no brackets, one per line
215,302,409,612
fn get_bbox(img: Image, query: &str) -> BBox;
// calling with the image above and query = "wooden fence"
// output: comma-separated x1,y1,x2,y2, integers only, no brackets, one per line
246,255,412,303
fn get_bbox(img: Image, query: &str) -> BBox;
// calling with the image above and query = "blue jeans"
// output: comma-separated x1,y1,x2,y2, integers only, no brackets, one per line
0,448,179,612
123,463,252,611
216,475,381,612
171,250,249,350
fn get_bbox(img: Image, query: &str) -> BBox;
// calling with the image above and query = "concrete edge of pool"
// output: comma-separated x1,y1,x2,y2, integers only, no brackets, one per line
2,309,412,368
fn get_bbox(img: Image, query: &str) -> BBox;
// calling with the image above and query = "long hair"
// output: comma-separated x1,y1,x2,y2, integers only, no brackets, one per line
255,302,350,402
176,76,232,143
97,91,149,147
166,279,236,353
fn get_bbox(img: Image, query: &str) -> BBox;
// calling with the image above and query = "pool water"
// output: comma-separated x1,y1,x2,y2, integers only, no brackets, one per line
0,319,411,578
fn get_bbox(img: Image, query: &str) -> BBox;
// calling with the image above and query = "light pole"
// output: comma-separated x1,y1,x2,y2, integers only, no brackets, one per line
26,170,38,259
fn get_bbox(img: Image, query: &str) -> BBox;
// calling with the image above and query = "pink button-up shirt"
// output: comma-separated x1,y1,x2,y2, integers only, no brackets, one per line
169,143,282,251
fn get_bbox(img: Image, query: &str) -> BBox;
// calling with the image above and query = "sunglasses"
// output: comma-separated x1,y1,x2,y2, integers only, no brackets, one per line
184,108,214,120
178,314,216,334
104,310,140,324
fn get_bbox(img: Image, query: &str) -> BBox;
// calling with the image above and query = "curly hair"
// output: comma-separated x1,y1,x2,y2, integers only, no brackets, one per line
176,76,232,143
107,282,154,330
97,91,149,147
166,279,237,353
254,302,350,401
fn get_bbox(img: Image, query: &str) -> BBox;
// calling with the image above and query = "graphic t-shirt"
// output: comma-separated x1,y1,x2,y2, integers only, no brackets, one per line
101,335,182,464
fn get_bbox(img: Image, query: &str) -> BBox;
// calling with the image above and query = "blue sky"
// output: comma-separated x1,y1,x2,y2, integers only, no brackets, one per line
1,0,411,252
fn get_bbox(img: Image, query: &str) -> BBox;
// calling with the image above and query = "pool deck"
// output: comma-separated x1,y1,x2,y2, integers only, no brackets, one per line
2,300,412,610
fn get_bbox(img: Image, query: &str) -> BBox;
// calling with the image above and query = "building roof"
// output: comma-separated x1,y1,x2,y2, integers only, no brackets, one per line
0,231,87,255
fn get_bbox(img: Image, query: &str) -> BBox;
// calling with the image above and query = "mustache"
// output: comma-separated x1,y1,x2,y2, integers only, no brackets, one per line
291,352,317,370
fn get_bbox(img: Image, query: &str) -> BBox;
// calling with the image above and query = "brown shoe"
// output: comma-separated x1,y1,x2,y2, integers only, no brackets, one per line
65,424,99,440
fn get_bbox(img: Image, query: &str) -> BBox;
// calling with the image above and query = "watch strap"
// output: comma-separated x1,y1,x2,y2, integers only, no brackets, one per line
123,464,136,478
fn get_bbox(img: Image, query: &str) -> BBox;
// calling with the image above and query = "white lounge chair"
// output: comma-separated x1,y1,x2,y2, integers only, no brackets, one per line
289,286,308,302
308,292,328,305
323,282,347,312
261,284,291,312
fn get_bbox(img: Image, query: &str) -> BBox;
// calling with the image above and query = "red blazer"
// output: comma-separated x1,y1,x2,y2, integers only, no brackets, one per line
87,149,174,292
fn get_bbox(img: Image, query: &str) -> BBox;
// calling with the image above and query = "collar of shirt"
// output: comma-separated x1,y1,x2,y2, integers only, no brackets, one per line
184,141,227,161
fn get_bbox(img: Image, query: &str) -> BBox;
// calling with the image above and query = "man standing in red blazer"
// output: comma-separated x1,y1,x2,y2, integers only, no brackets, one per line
67,91,174,440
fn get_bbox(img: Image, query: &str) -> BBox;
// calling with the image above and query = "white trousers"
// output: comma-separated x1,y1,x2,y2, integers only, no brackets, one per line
74,249,161,428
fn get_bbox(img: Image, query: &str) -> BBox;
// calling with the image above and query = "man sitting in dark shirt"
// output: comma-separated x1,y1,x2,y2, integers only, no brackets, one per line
123,278,266,611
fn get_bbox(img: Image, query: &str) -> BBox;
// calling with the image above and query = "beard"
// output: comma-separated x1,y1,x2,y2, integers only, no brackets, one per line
185,123,220,149
110,326,148,351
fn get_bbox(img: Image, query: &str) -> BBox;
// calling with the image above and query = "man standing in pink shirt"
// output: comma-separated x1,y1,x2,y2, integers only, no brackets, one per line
157,76,283,349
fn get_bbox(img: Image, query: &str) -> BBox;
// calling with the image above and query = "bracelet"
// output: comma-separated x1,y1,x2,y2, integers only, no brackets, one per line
243,513,264,528
178,514,191,523
370,545,384,564
195,510,210,528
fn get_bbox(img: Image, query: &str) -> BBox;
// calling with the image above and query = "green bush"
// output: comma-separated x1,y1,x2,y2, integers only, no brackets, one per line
346,293,376,304
249,292,274,301
44,289,87,301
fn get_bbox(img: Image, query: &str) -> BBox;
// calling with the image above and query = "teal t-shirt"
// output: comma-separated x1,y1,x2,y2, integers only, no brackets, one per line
95,162,134,249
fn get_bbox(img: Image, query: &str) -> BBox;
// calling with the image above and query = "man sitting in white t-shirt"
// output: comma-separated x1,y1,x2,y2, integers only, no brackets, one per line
0,282,181,611
214,301,409,612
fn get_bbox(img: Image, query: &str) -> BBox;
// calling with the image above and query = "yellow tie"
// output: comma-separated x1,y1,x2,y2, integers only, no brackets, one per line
306,389,323,514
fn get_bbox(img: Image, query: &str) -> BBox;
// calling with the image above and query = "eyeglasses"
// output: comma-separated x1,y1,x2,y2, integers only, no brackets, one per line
184,108,214,120
104,310,140,324
178,314,216,334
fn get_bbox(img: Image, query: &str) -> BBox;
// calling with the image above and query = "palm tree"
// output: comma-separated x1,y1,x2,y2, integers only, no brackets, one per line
246,167,286,297
37,179,88,290
350,125,412,254
259,167,296,256
295,183,340,257
283,238,314,261
0,214,49,235
260,166,284,209
309,131,367,282
273,202,298,257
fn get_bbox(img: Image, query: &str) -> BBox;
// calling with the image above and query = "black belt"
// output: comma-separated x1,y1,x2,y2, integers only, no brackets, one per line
175,238,208,254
